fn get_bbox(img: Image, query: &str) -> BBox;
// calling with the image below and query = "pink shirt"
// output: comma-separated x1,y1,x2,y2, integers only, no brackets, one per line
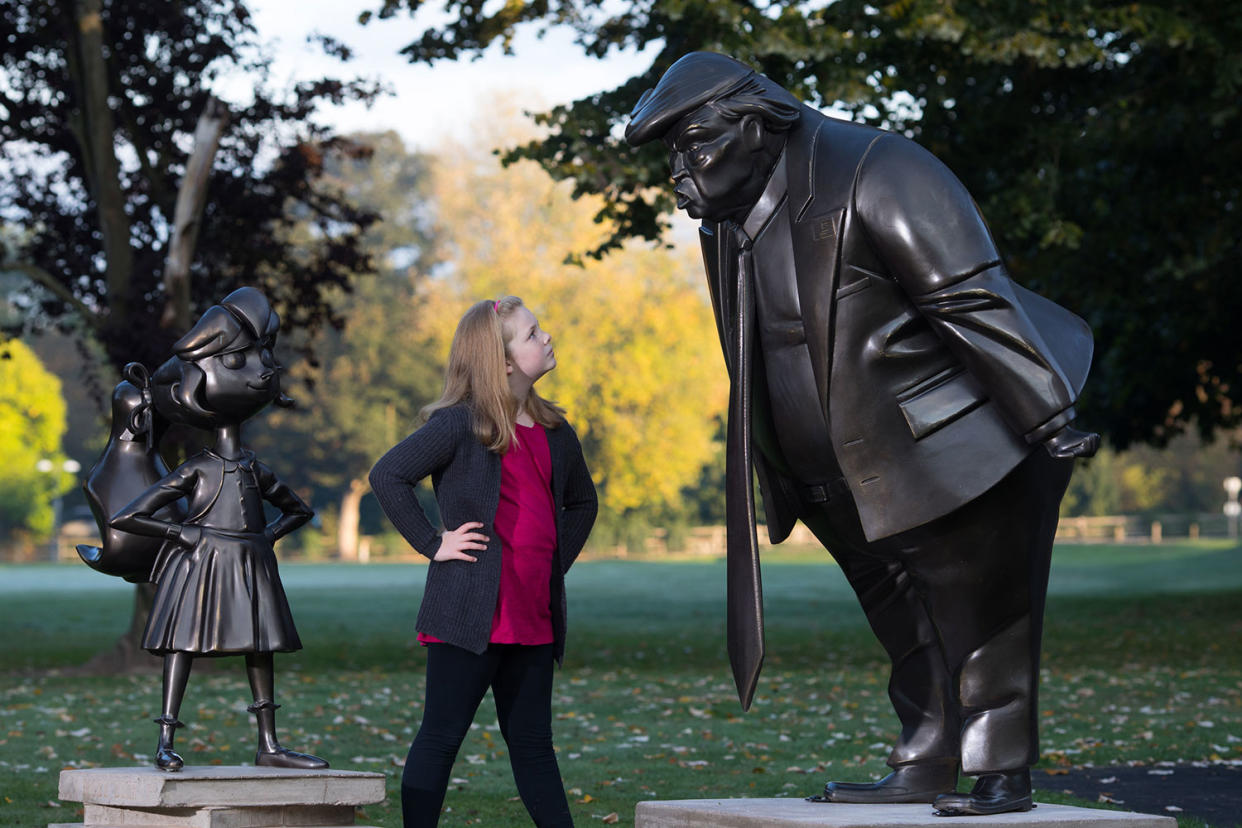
419,423,557,647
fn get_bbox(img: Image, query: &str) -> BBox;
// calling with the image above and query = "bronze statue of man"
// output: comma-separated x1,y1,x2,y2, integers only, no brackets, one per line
626,52,1099,817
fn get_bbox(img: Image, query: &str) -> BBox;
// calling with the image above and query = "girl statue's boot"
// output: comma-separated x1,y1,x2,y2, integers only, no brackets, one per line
154,652,192,771
249,700,329,769
153,715,184,771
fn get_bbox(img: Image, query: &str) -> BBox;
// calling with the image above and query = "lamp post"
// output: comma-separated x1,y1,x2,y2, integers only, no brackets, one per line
1224,476,1242,541
36,458,81,561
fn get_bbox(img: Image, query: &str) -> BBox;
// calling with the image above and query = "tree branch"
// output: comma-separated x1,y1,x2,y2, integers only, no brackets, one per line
161,96,231,332
5,263,102,332
116,104,177,214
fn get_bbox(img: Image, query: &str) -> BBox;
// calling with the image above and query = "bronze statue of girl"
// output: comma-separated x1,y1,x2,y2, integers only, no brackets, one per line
80,287,326,772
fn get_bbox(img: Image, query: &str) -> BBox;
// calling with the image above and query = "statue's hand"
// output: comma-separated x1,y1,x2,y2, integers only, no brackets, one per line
176,524,202,548
1043,426,1100,459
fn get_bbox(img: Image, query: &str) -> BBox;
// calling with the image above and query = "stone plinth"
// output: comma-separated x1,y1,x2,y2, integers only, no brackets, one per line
635,799,1178,828
52,765,386,828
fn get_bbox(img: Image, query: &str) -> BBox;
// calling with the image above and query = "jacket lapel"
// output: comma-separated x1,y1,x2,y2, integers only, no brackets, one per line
700,221,735,373
785,111,839,415
787,112,884,416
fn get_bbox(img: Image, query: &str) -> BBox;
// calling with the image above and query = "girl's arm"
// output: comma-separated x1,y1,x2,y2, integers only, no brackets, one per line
369,408,464,560
255,461,314,542
558,426,598,572
110,463,198,544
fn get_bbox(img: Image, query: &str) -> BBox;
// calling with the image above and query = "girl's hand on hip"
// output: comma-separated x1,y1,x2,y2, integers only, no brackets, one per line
434,522,488,562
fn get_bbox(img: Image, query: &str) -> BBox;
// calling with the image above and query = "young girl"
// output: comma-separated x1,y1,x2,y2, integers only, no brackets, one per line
103,287,326,772
370,296,597,827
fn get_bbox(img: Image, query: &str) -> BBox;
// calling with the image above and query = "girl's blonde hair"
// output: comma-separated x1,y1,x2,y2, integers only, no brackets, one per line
421,295,565,453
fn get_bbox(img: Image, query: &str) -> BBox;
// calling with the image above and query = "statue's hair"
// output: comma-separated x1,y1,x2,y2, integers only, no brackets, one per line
150,356,214,427
421,296,564,453
150,288,281,427
710,74,802,133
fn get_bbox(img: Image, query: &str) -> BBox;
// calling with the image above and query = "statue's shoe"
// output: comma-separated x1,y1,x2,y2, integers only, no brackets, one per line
155,746,184,772
810,762,958,804
153,715,185,772
933,769,1033,816
255,747,329,770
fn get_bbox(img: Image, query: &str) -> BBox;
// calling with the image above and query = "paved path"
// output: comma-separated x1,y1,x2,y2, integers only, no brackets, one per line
1037,764,1242,826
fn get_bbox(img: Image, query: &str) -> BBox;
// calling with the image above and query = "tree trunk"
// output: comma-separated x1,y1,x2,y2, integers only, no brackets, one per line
338,478,370,561
161,96,230,331
83,93,231,674
68,0,133,335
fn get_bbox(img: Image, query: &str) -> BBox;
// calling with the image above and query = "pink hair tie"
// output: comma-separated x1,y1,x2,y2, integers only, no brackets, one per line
493,300,500,312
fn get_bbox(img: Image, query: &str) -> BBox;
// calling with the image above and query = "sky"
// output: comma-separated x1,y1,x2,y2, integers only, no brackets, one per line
232,1,658,151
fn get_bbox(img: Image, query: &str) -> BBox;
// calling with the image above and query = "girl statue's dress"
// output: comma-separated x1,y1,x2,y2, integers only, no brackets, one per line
119,449,307,655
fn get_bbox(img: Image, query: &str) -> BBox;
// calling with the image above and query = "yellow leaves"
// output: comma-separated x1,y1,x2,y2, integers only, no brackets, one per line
0,340,75,535
1118,462,1173,513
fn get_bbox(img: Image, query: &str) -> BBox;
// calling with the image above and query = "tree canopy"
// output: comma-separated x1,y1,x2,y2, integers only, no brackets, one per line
371,0,1242,449
1,0,381,376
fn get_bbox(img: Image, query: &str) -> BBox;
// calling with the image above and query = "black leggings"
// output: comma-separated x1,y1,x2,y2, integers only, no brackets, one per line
401,642,573,827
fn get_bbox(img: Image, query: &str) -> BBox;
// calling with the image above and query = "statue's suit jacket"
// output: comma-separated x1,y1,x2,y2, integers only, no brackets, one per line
701,106,1093,546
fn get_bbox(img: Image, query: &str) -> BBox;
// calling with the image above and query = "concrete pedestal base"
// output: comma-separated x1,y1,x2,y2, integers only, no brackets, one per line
635,799,1178,828
52,766,386,828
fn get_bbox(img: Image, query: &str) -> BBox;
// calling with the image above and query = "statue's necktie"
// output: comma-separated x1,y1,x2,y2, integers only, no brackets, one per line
725,221,765,711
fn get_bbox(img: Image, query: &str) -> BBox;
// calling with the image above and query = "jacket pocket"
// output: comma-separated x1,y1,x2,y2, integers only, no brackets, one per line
896,367,987,440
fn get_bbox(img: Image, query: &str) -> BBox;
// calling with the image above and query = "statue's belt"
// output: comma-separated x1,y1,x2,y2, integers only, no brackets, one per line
801,477,851,504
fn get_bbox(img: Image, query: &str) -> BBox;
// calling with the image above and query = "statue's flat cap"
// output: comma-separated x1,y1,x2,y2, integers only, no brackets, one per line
626,52,756,146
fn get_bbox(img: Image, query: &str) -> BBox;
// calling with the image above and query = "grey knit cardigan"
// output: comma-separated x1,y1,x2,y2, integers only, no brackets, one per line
369,404,597,663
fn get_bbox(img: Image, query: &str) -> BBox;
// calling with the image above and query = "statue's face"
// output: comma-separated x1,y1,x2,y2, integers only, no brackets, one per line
200,339,281,423
663,104,770,222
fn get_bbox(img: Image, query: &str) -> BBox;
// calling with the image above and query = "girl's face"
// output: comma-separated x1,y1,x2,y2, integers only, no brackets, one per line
505,307,556,384
200,339,281,422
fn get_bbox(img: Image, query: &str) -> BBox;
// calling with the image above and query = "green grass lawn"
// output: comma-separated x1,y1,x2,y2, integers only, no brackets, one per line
1,540,1239,826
